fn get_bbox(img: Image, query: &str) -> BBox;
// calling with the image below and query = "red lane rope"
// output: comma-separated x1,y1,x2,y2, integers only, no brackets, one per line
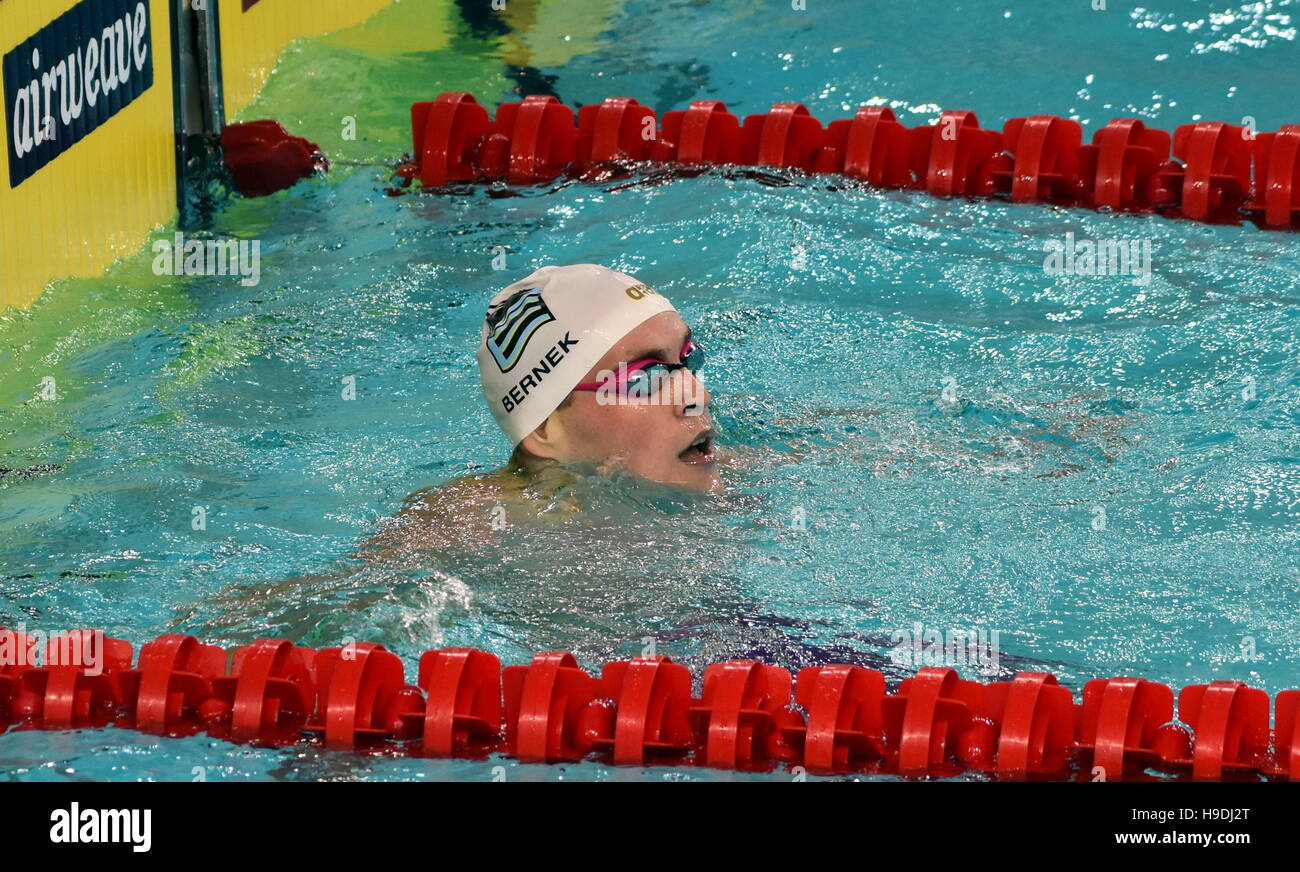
397,92,1300,230
1,629,1296,780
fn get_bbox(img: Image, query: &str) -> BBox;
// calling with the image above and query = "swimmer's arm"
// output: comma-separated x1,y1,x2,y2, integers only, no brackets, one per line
175,477,510,636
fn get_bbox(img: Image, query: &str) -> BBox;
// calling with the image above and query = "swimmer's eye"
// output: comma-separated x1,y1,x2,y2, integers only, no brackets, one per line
621,342,703,397
623,367,658,398
575,339,704,398
681,339,703,372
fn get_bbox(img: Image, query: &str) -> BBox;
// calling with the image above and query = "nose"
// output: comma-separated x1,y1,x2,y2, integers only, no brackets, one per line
676,368,711,418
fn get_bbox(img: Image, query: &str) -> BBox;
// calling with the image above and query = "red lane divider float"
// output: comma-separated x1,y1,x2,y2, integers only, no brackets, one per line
0,628,1296,780
303,642,421,750
408,647,502,757
12,631,133,731
991,114,1083,204
587,656,695,766
208,638,317,745
503,651,597,763
118,633,227,736
1077,117,1172,212
577,96,661,168
908,109,1003,199
821,106,913,186
1246,124,1300,227
781,664,886,774
689,660,795,770
221,120,327,197
395,91,1300,230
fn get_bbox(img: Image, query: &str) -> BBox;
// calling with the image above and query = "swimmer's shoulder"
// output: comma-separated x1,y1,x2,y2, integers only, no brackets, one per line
360,460,582,558
360,469,514,557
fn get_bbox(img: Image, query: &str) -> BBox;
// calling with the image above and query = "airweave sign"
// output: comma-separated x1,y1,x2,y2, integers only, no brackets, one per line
3,0,154,188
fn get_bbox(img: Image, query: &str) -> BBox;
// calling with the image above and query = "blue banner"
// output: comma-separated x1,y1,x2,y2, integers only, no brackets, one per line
3,0,155,188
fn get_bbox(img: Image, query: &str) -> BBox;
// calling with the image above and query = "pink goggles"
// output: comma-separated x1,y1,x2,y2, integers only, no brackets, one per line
572,338,704,398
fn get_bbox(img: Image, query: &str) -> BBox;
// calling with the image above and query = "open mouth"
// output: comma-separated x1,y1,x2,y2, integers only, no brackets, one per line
678,429,717,465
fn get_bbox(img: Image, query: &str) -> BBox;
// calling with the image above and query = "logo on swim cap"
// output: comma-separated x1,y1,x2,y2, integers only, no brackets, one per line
624,284,657,300
485,288,555,373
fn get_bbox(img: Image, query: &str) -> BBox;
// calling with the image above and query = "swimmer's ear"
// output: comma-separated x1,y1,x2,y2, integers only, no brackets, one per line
518,412,564,460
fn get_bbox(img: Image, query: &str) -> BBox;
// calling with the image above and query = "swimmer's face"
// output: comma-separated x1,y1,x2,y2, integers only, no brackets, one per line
521,311,720,492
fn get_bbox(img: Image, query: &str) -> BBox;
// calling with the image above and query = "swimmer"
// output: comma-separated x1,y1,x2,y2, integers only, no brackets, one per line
366,264,720,555
362,263,1132,557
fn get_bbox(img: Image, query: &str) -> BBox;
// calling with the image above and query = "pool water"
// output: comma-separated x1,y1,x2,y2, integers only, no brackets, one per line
2,0,1298,781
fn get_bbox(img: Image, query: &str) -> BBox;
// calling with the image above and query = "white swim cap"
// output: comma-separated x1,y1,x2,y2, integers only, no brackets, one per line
477,264,678,446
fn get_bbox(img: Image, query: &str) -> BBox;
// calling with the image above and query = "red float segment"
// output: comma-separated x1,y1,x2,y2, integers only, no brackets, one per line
492,95,577,185
821,105,914,186
781,664,886,774
741,102,826,170
409,647,502,757
908,110,1003,198
1169,121,1253,222
221,120,326,198
303,643,416,749
1245,125,1300,228
11,632,133,731
1078,117,1171,211
117,634,228,736
992,114,1085,204
688,660,794,770
1149,721,1195,765
971,671,1078,778
411,92,493,186
585,656,695,765
661,100,745,165
1078,676,1180,780
576,97,658,164
883,666,984,777
1270,690,1300,780
207,639,317,746
502,651,598,763
1173,681,1272,779
474,133,512,179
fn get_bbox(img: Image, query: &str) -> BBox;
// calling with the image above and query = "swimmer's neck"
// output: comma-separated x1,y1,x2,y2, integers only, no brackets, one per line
507,448,650,491
507,446,559,476
505,447,590,488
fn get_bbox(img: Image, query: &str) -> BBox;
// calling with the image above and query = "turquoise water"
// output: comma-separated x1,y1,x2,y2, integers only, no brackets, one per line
1,0,1298,780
